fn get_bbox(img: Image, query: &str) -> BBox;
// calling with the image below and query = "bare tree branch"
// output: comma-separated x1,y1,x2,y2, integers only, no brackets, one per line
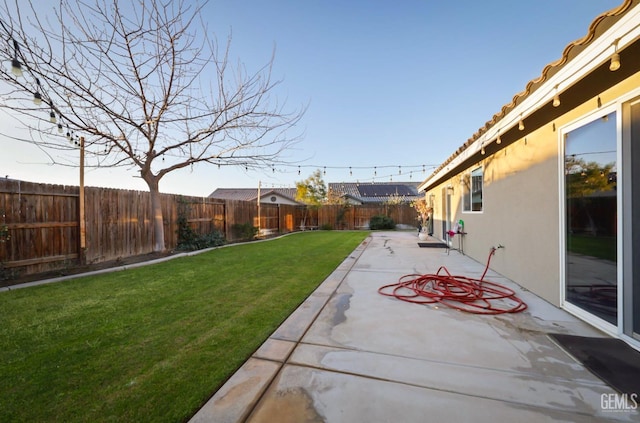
0,0,306,251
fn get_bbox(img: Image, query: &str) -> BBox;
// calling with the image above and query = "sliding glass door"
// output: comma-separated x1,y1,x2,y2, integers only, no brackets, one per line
623,100,640,339
564,111,618,326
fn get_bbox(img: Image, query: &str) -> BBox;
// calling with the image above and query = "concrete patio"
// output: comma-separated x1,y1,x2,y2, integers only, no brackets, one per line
189,231,637,422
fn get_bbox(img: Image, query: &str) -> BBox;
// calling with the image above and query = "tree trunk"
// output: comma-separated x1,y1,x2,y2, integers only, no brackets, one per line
144,177,166,253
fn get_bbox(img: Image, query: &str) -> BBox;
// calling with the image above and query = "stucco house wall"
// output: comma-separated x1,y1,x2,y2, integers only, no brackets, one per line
427,71,640,307
420,0,640,328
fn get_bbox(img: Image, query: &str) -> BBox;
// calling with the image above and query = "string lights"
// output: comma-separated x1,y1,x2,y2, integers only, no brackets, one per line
2,26,78,145
475,33,628,159
200,156,436,182
219,163,440,183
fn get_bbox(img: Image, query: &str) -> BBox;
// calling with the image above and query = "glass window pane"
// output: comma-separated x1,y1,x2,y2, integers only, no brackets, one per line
565,112,617,325
471,167,483,212
462,173,471,211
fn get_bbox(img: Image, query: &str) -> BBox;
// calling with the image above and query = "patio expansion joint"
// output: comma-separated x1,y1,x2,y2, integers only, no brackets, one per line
277,360,614,421
291,340,608,389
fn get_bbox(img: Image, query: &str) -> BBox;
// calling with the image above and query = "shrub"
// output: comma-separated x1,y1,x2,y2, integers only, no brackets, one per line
369,215,395,230
176,230,225,252
231,223,259,241
320,223,333,230
175,199,226,251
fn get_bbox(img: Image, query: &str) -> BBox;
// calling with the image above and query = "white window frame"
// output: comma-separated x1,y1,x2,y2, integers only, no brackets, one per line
462,166,483,213
558,102,619,337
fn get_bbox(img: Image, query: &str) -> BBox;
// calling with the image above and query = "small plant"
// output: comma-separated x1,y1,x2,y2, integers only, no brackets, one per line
336,205,349,229
320,223,333,230
176,198,199,250
369,215,395,230
231,223,259,241
0,209,10,243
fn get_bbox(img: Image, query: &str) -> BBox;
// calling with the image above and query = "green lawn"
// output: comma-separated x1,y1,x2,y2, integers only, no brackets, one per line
0,231,368,422
567,234,616,262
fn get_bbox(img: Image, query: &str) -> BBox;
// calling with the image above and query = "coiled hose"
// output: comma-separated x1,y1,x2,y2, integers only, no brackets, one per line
378,247,527,314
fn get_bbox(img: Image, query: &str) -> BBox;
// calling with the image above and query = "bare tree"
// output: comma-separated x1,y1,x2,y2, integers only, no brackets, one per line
0,0,304,252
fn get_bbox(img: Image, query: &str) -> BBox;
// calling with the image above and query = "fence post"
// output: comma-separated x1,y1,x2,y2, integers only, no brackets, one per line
79,136,86,265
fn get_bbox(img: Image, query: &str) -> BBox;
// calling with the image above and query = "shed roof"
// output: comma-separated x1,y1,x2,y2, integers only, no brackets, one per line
209,188,299,203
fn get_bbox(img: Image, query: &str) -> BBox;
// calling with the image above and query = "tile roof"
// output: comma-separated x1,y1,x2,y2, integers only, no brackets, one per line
209,188,299,202
427,0,637,181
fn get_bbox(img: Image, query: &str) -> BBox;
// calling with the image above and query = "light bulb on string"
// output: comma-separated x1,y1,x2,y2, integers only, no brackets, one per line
33,78,42,105
49,110,56,123
552,85,561,107
11,58,22,77
609,39,621,71
610,53,621,71
10,40,22,77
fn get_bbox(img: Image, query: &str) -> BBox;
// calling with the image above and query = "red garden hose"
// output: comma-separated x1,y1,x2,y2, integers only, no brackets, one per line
378,247,527,314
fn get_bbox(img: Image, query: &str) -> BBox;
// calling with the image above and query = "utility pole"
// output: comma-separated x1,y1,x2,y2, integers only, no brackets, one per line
257,180,261,234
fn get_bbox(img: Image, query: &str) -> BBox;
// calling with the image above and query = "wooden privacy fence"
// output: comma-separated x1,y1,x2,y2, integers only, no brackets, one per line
0,179,419,281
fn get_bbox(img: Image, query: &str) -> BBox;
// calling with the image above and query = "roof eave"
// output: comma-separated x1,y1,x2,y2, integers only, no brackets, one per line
419,0,640,192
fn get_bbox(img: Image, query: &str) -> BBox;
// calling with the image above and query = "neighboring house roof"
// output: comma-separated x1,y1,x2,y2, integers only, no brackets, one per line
208,188,301,204
329,182,422,204
420,0,639,191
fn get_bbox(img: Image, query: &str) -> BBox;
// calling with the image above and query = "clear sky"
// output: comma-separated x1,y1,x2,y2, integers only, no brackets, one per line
0,0,624,196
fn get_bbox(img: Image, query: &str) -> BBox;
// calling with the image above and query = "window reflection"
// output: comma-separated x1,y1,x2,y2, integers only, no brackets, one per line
565,112,617,324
